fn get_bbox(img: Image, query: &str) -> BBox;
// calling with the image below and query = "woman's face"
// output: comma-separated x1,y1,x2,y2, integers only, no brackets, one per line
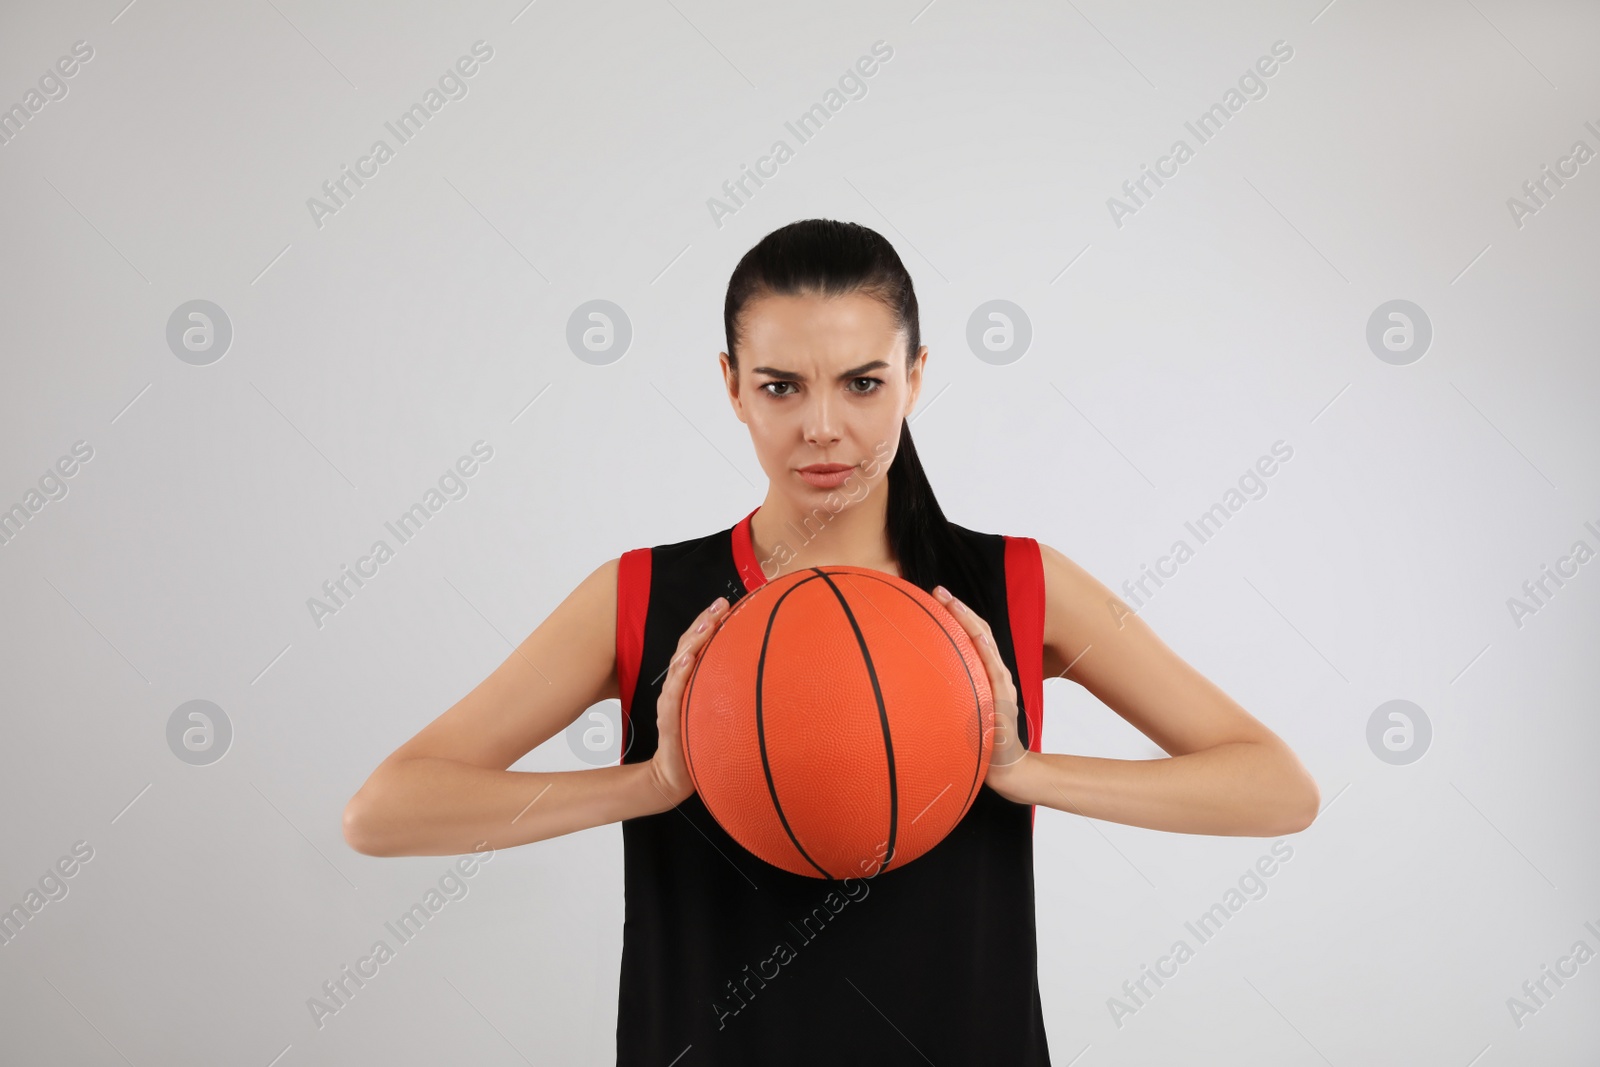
722,289,925,506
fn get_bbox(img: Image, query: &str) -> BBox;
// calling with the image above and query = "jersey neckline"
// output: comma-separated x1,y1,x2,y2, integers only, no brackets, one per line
731,506,766,594
733,506,917,591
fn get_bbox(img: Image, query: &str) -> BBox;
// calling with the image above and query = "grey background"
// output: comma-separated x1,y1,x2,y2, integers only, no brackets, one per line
2,0,1598,1064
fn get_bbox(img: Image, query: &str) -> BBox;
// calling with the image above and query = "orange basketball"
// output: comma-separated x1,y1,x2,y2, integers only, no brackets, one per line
681,565,994,880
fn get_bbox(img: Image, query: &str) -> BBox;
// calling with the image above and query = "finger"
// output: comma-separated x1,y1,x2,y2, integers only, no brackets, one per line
943,615,997,689
668,598,731,688
937,590,999,662
662,641,700,698
931,590,1020,754
698,595,730,628
934,586,994,641
671,597,729,658
693,595,729,633
938,594,1017,705
670,633,709,679
681,606,729,666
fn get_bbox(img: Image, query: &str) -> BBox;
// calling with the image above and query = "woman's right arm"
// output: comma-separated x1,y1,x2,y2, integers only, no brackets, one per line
340,558,724,857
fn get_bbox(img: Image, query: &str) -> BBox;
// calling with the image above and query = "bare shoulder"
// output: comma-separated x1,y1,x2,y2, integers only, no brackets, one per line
1035,539,1278,754
561,555,622,702
1036,541,1114,678
577,554,621,608
1036,539,1181,683
1030,543,1120,643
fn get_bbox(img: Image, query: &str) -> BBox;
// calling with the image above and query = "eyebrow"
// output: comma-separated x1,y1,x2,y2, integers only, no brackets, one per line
750,360,891,383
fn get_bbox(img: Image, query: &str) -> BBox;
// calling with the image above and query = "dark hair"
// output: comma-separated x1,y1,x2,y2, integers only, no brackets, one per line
723,219,993,618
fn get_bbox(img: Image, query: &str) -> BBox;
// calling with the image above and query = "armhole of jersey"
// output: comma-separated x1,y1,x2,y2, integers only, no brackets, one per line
616,547,652,762
1003,535,1045,831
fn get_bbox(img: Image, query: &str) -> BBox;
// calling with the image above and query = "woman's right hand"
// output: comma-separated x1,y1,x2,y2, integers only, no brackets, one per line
648,595,729,808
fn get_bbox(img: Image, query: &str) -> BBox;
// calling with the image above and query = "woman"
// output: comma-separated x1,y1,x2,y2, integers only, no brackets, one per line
343,219,1320,1064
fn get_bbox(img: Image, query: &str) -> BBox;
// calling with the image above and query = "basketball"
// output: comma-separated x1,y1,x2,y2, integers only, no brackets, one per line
681,565,994,880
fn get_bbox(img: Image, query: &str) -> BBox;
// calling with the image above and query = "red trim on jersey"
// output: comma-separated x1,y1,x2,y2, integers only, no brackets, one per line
1003,535,1046,832
731,506,766,592
616,547,652,759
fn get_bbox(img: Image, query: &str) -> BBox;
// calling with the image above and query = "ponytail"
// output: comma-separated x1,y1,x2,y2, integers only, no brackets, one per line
724,219,994,619
885,418,996,624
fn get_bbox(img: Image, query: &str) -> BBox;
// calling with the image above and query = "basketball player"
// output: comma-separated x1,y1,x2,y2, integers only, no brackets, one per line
343,219,1320,1064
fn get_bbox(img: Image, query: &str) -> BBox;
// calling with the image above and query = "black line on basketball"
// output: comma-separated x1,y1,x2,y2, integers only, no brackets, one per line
754,573,834,879
835,571,992,825
812,568,899,876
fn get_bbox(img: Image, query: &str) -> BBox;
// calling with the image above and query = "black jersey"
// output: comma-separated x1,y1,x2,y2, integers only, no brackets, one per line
613,506,1052,1065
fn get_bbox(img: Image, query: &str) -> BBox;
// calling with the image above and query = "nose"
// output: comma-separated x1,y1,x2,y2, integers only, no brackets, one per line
802,391,842,447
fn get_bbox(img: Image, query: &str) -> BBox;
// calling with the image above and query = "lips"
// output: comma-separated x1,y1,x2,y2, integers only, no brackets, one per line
797,463,857,489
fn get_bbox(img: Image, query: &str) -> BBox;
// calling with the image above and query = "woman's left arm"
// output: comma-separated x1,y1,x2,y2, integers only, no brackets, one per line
939,543,1321,838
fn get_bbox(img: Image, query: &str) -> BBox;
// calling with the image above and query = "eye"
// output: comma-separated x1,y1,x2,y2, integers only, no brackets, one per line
759,381,797,398
849,377,885,395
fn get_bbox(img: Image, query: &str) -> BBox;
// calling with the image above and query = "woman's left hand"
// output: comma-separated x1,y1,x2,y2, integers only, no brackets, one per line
933,585,1030,803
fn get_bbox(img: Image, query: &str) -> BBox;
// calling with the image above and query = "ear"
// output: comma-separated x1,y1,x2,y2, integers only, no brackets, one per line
906,345,928,416
720,352,748,424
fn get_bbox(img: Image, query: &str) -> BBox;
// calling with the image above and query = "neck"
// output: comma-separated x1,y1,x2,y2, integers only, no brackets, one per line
748,487,898,581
